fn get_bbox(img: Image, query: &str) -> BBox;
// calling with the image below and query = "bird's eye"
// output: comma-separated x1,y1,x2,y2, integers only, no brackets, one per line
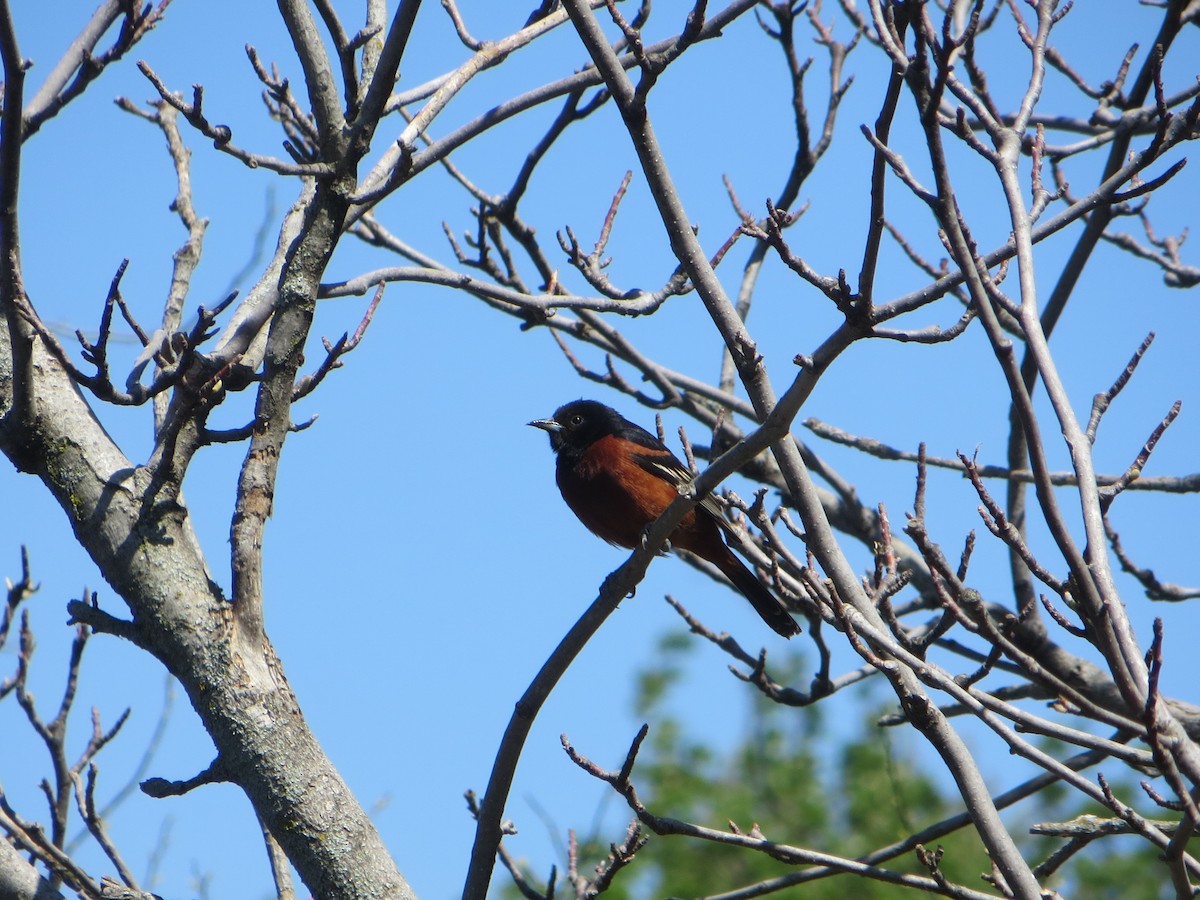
569,414,584,427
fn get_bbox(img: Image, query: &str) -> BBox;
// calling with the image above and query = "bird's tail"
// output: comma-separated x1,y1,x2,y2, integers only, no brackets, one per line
713,549,801,638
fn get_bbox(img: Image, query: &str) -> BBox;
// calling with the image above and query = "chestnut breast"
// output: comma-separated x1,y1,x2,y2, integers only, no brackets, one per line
555,434,719,554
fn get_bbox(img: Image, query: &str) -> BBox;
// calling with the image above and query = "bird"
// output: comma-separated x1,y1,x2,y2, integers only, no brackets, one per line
528,399,800,638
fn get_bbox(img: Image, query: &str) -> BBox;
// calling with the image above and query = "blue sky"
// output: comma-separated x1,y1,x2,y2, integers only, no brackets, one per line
3,2,1199,898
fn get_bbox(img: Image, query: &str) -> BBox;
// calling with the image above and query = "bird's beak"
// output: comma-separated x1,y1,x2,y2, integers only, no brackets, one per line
527,417,562,433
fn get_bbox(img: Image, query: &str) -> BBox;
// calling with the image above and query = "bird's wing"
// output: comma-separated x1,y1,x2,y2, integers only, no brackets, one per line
631,450,738,536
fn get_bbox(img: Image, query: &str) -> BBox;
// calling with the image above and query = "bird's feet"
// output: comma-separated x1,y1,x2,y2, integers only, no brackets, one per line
639,526,671,555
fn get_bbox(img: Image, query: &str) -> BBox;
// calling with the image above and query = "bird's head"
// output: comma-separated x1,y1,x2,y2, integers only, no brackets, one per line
528,400,625,453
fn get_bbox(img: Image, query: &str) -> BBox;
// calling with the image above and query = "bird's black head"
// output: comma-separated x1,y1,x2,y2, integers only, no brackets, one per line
528,400,628,454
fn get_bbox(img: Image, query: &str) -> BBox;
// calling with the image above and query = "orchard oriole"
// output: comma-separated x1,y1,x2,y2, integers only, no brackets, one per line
529,400,800,638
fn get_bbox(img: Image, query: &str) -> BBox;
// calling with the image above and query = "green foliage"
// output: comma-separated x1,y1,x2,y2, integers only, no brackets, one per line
1067,838,1169,900
505,634,1189,898
614,636,987,898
